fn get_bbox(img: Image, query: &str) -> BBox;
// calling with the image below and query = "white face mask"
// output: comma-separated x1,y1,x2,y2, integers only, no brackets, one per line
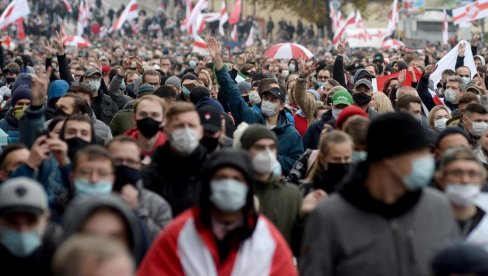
88,79,101,91
249,91,261,104
170,128,200,155
281,70,289,78
446,183,481,207
210,178,249,212
332,108,342,119
471,122,488,137
434,117,449,132
261,100,278,117
253,150,277,175
444,89,458,104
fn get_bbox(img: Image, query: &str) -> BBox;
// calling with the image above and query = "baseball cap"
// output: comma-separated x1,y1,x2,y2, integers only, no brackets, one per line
373,53,384,62
85,68,102,77
198,105,221,133
0,177,48,216
353,79,373,90
332,89,353,106
262,87,286,103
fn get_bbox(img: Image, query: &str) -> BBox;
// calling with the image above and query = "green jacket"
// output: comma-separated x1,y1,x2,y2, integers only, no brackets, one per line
110,107,135,136
254,176,303,250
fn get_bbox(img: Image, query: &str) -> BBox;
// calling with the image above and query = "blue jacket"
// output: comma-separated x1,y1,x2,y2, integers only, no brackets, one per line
0,109,19,145
216,67,304,175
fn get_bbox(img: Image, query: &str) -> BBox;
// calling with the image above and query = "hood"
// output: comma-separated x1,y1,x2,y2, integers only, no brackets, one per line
5,108,18,127
61,195,144,263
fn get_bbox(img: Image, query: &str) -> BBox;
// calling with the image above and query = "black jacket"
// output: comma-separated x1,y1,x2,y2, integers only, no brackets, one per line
91,92,119,125
303,109,335,149
141,142,207,216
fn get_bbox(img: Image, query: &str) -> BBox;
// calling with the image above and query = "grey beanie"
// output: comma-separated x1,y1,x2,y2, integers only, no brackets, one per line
165,76,182,90
237,81,252,94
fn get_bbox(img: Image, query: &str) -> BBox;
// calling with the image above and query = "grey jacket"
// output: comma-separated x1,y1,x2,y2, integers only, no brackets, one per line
136,185,173,241
299,162,460,276
108,74,132,110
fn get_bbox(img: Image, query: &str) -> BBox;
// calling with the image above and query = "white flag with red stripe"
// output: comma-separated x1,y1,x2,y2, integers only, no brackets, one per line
386,0,398,35
442,9,448,45
430,40,476,87
63,35,91,48
181,0,208,32
355,10,364,28
332,11,355,45
76,0,89,36
452,0,488,24
245,26,254,47
231,24,238,41
112,0,138,31
62,0,72,13
192,34,209,56
330,3,338,32
0,0,30,30
228,0,241,25
185,0,192,18
219,1,228,36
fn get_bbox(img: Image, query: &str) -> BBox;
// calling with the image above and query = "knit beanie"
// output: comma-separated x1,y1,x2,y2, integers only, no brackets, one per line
367,112,429,162
189,87,210,104
137,84,155,98
335,105,369,129
11,74,32,106
238,81,251,94
240,124,278,150
165,76,182,90
48,80,69,102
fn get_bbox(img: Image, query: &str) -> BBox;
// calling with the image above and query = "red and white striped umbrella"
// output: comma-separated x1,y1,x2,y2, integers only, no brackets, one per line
63,36,91,48
381,39,405,51
263,43,314,60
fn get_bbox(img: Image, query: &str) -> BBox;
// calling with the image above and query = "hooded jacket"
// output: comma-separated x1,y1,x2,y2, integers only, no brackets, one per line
141,142,207,216
216,67,304,175
124,128,166,158
303,109,335,149
110,100,136,136
299,161,460,276
0,108,19,145
61,195,145,263
88,108,113,142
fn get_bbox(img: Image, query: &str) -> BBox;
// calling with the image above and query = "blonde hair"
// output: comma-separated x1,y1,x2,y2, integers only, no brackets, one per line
165,102,197,123
373,92,394,113
133,94,167,115
427,105,451,129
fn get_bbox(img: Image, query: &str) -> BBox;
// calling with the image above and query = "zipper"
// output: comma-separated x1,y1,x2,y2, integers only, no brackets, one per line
390,220,403,276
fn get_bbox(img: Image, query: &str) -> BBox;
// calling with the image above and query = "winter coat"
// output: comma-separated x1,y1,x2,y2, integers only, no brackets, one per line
216,67,304,175
108,74,133,110
141,142,207,216
0,108,19,145
137,208,297,276
110,101,135,136
91,91,119,125
303,110,335,150
299,161,460,276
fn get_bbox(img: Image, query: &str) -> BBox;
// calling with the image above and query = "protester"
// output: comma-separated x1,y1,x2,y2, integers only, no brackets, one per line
431,243,488,276
370,92,394,113
0,144,28,182
428,105,452,133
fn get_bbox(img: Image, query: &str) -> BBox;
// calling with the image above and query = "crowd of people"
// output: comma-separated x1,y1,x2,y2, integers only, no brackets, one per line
1,1,488,276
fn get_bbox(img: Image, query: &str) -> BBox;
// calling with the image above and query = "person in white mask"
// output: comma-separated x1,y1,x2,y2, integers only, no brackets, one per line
436,146,488,249
462,103,488,145
141,102,207,217
238,124,303,253
427,106,452,133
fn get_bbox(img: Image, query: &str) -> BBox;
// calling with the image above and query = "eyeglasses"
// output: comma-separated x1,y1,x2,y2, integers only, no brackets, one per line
446,169,482,179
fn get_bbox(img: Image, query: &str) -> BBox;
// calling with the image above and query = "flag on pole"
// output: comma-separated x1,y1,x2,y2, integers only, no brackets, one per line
62,0,72,13
332,11,355,45
192,34,209,55
231,24,238,41
15,18,24,40
442,9,448,45
219,1,228,36
355,11,364,28
452,0,488,24
112,0,138,31
245,26,254,47
181,0,208,32
386,0,398,35
76,0,89,36
329,2,338,32
0,0,30,30
185,0,192,18
228,0,241,25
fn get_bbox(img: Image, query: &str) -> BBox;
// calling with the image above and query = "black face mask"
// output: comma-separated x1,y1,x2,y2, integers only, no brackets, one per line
377,64,384,74
5,77,15,84
113,165,141,192
242,95,250,103
315,163,352,191
65,137,90,161
200,136,219,153
353,92,372,106
54,107,68,117
126,83,135,93
136,117,161,138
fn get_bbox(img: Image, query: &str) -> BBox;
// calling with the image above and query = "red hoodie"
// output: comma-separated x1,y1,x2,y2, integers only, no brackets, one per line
124,128,166,157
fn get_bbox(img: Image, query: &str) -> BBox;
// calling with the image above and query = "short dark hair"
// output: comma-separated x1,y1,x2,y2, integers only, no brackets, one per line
464,103,488,117
154,85,177,100
395,95,422,111
459,92,480,106
142,70,161,83
73,145,113,172
59,114,95,143
68,82,94,100
61,93,89,115
47,116,66,131
0,144,26,170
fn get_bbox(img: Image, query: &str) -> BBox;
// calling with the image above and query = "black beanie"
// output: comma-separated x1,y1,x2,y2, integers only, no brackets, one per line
189,87,210,105
240,124,278,150
367,112,429,162
431,243,488,275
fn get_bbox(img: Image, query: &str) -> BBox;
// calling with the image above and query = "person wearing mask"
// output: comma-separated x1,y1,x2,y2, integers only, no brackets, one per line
44,80,69,120
207,37,303,175
53,234,135,276
475,128,488,170
436,146,488,248
124,95,166,162
83,68,119,125
462,103,488,145
141,102,207,216
138,149,297,276
300,112,460,275
58,114,96,161
0,74,32,145
0,144,29,182
107,57,136,110
351,79,378,119
0,177,59,276
445,76,464,112
198,105,232,153
343,115,370,162
2,62,20,88
61,195,145,264
107,136,172,240
428,105,452,133
238,124,303,250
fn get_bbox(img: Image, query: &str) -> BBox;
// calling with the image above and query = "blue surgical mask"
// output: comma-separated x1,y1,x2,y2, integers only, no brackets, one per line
74,179,113,196
88,79,101,91
189,60,197,69
352,151,367,162
0,228,42,257
182,86,191,97
288,64,296,73
316,81,325,87
210,179,249,212
402,155,435,191
462,77,471,85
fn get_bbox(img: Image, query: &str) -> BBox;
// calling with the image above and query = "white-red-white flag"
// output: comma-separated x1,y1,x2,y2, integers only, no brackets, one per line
63,35,91,48
181,0,208,32
15,17,24,40
442,9,448,45
228,0,241,25
112,0,138,31
219,1,228,36
387,0,398,35
185,0,192,18
231,24,238,41
62,0,72,13
453,0,488,24
332,11,355,45
0,0,30,30
76,0,89,36
355,10,364,28
192,34,209,56
245,26,254,47
329,2,338,32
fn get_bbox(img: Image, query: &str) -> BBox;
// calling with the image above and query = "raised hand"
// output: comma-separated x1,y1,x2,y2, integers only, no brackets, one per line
54,31,64,56
458,42,466,57
424,64,438,77
205,36,223,70
45,41,56,57
31,66,52,107
25,136,50,170
398,69,407,84
299,61,318,79
336,41,346,55
45,136,68,166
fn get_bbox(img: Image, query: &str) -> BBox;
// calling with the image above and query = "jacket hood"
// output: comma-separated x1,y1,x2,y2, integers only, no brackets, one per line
61,195,144,263
5,108,18,127
273,112,294,133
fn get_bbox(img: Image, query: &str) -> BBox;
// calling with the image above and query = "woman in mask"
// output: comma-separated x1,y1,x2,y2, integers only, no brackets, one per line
138,149,297,275
370,92,394,114
436,146,488,249
428,106,452,133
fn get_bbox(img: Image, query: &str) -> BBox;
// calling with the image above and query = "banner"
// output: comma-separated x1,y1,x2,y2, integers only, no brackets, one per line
453,0,488,24
344,28,389,48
